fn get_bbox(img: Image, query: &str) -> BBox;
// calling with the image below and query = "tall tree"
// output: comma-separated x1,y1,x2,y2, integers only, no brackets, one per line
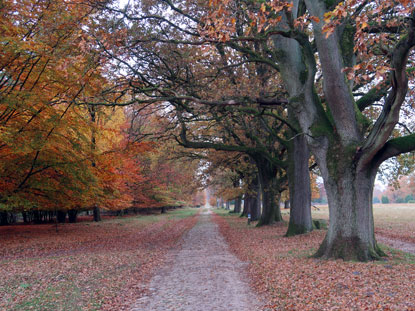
202,0,415,260
104,0,415,260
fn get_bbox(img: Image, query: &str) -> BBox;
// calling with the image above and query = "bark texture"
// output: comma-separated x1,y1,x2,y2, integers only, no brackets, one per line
315,164,384,260
286,133,313,236
256,158,283,226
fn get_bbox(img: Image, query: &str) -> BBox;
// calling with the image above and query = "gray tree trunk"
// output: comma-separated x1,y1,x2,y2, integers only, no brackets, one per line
254,182,262,221
314,162,384,260
241,195,249,217
257,168,282,225
234,196,242,213
286,133,313,236
255,156,283,226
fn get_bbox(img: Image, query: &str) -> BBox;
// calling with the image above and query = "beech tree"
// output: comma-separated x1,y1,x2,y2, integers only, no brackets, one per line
0,0,201,221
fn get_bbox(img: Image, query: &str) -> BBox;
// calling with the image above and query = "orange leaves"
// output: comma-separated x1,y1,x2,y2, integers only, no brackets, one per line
202,0,292,41
310,16,320,23
322,2,349,38
214,212,415,311
0,1,131,213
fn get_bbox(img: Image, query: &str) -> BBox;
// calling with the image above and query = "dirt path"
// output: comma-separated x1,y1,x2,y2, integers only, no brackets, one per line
377,235,415,255
130,210,262,311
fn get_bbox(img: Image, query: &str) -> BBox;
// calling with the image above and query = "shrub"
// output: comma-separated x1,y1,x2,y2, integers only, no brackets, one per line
405,195,414,203
381,196,389,204
396,197,405,203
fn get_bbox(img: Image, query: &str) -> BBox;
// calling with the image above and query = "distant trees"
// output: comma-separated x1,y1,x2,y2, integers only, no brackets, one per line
377,174,415,204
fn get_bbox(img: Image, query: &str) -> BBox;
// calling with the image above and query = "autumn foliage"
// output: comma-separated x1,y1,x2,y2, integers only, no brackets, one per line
0,1,202,219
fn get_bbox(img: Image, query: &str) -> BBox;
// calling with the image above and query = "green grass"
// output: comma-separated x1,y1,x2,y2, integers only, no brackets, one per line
14,283,84,311
211,208,236,216
167,207,199,219
377,243,415,265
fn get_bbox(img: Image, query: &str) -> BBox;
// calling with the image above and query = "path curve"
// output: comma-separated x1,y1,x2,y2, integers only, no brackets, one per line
131,210,261,311
377,235,415,255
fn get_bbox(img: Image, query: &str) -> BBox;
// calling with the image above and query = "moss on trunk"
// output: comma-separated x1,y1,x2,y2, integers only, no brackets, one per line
285,222,310,237
314,235,386,261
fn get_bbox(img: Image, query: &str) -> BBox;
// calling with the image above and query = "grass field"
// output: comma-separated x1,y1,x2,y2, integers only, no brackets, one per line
309,203,415,244
0,208,199,311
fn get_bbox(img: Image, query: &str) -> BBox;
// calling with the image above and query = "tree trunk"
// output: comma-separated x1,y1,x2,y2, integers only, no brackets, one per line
57,210,67,223
93,206,101,222
161,206,167,214
33,210,42,224
241,195,249,217
284,200,290,209
0,212,8,226
225,201,230,210
90,105,102,223
258,184,282,226
234,196,242,213
22,212,28,223
68,210,78,223
256,158,283,226
286,133,313,236
314,159,384,261
254,181,262,221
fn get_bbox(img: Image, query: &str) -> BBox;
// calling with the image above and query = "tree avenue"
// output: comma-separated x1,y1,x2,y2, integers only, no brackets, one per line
97,0,415,261
1,0,415,263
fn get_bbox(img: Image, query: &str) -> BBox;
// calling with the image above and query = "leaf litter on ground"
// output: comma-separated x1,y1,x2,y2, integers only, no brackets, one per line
212,211,415,311
0,209,199,311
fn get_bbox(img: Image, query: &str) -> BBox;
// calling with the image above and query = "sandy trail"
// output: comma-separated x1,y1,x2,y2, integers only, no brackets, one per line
130,210,261,311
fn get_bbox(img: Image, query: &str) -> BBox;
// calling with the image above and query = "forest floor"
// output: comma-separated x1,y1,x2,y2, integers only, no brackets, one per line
2,205,415,311
0,208,199,311
213,204,415,311
131,209,262,311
